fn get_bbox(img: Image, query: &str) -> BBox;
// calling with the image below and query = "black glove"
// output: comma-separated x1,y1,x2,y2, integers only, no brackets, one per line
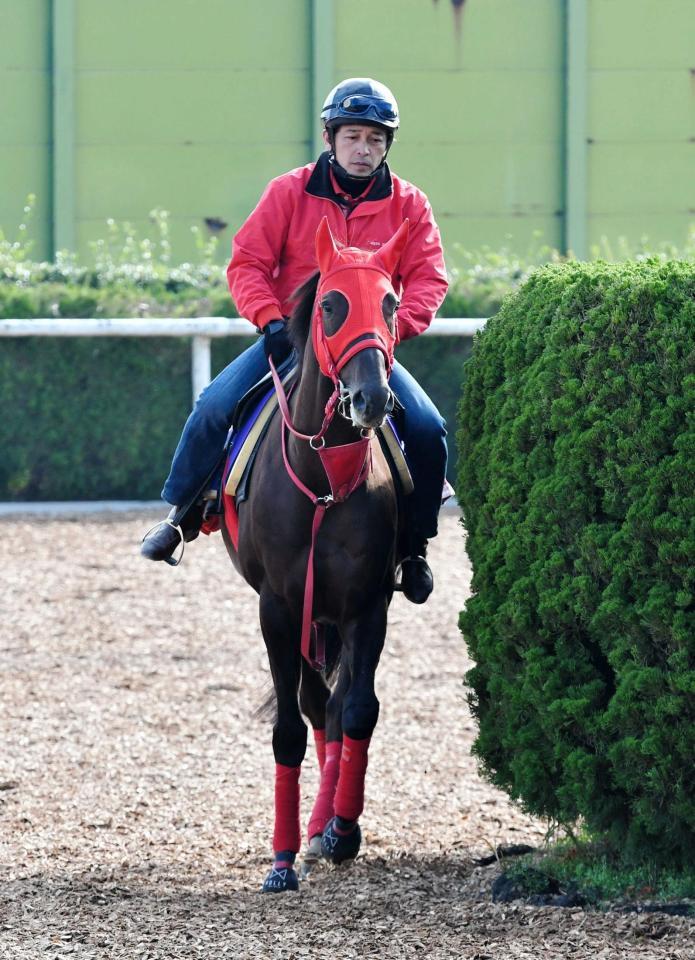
263,319,293,369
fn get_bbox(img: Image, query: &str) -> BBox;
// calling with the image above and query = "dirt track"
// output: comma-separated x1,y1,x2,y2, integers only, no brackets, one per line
1,512,692,959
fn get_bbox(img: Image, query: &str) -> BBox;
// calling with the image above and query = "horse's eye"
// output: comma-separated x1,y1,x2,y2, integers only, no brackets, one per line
321,300,332,313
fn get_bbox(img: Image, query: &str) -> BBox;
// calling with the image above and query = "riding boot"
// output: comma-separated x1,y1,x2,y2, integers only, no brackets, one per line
399,535,434,605
140,501,204,565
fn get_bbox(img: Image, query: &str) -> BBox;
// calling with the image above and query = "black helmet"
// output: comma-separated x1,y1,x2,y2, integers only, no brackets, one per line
321,77,399,132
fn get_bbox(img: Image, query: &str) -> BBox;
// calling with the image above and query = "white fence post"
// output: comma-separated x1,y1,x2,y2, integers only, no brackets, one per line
191,335,211,405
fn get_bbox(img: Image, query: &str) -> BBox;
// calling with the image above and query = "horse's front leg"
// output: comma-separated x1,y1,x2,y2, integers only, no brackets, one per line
321,598,387,865
259,586,306,893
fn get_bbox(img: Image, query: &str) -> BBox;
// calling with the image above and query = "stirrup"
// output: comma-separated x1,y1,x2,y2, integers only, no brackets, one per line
141,518,185,567
393,554,425,591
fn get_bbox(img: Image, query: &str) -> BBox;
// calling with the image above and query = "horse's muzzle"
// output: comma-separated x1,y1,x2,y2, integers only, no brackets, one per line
345,383,395,429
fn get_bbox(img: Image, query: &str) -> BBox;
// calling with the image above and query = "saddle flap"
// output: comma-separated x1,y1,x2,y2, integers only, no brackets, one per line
377,418,414,496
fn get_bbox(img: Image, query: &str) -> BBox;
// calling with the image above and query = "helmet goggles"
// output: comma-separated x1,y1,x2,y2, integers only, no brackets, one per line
327,95,398,123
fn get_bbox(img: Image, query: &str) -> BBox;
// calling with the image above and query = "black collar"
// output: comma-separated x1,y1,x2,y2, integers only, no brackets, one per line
305,151,392,205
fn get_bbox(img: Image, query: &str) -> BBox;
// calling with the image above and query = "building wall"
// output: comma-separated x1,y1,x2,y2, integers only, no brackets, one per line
0,0,52,260
338,0,565,254
73,0,311,259
0,0,693,266
587,0,694,252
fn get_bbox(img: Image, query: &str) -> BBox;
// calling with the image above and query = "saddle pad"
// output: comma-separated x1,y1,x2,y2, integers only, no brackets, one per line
225,366,296,498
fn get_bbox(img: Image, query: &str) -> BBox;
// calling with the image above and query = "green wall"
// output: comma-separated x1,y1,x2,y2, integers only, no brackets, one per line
0,0,52,260
73,0,311,258
1,0,693,265
587,0,694,251
338,0,565,253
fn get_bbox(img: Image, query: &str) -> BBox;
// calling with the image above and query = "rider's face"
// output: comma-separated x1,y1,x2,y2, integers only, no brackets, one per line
324,124,388,177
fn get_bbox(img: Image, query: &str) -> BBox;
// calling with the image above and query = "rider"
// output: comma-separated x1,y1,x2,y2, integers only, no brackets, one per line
141,77,448,603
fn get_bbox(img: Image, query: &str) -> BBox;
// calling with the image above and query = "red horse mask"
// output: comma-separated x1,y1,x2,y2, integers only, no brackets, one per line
312,217,410,380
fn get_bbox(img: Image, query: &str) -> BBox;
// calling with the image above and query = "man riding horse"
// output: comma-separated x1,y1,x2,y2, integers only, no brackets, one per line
141,77,448,603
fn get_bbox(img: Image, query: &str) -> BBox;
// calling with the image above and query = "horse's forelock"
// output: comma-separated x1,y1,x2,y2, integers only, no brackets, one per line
288,272,320,354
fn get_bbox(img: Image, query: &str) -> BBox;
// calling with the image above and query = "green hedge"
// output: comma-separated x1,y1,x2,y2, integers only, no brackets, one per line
0,270,494,499
0,331,472,500
457,259,695,867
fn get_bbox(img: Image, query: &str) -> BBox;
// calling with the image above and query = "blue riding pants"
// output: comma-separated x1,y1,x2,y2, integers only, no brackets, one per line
162,338,447,540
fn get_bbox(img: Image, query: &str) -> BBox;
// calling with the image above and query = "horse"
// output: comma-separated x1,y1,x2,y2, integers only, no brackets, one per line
221,216,410,892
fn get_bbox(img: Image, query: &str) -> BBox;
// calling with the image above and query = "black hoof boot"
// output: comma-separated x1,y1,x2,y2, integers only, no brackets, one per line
321,816,362,864
399,556,433,604
262,852,299,893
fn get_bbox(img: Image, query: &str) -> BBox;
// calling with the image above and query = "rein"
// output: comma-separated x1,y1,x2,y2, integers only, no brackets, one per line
268,356,372,669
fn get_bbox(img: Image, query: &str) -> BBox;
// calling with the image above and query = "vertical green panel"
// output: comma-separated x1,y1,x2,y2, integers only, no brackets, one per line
52,0,76,253
586,0,695,252
334,0,564,258
565,0,588,259
0,0,52,259
589,0,694,69
311,0,334,158
72,0,310,261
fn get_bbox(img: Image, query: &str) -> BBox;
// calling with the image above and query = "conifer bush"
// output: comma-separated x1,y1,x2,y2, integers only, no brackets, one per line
457,259,695,867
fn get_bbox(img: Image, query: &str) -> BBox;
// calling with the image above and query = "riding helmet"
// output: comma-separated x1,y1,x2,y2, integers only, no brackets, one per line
321,78,400,132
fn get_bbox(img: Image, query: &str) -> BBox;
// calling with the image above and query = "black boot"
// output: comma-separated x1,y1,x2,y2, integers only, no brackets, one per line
140,505,201,566
398,538,434,604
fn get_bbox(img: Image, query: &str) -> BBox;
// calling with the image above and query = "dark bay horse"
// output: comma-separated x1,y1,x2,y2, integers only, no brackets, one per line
221,217,410,892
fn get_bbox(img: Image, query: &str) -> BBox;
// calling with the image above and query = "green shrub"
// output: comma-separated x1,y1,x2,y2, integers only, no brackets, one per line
457,259,695,867
0,335,258,500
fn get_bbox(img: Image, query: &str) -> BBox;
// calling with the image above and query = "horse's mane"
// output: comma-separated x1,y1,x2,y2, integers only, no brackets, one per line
287,272,320,360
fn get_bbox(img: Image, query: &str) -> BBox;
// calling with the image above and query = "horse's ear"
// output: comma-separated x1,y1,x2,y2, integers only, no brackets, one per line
375,219,410,276
315,217,340,274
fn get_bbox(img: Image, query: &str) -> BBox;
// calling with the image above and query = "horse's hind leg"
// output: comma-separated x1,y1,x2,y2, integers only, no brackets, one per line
300,654,349,873
259,587,306,893
321,599,387,865
299,650,331,770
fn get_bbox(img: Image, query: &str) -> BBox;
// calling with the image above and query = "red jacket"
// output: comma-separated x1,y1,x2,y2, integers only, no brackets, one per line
227,153,448,341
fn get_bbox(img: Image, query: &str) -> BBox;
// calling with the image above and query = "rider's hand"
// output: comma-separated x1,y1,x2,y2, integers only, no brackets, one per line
263,319,293,369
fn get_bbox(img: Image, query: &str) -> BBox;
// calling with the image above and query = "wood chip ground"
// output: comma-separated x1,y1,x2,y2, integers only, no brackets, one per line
1,513,692,959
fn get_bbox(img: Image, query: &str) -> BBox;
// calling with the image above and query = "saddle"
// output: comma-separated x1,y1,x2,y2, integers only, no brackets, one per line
203,366,414,550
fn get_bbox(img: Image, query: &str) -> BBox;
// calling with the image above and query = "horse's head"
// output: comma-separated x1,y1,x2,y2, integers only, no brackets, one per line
313,217,409,430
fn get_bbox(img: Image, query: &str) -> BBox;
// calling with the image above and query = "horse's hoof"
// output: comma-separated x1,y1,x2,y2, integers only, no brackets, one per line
300,834,323,879
262,863,299,893
320,816,362,864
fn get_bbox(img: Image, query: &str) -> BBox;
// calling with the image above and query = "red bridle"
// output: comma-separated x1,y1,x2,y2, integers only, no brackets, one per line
311,217,409,383
312,260,398,380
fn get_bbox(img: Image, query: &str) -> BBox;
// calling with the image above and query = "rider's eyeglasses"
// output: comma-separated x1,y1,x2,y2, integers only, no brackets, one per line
332,95,398,121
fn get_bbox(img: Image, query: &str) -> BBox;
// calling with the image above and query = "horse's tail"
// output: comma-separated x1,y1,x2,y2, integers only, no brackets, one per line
322,623,342,682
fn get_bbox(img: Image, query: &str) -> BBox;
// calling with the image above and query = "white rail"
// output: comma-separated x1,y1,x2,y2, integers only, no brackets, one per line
0,316,487,405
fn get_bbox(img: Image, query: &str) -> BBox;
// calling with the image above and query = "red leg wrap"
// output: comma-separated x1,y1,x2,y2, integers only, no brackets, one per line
273,763,301,854
334,735,371,822
313,728,326,772
307,740,341,840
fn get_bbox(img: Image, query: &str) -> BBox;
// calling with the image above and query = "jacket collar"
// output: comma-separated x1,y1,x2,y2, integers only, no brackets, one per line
306,151,392,206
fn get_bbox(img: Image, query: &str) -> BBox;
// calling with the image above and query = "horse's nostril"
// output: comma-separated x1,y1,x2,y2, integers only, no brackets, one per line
352,390,366,414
